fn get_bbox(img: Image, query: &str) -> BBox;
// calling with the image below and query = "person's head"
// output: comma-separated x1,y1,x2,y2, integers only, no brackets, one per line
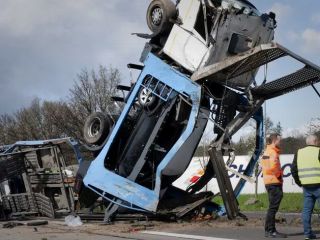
306,134,319,146
266,133,281,147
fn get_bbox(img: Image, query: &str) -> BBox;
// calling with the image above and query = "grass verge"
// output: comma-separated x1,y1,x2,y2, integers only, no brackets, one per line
214,193,320,213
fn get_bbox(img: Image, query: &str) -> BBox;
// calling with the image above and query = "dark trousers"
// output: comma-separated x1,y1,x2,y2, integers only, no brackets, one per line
302,186,320,237
265,184,283,232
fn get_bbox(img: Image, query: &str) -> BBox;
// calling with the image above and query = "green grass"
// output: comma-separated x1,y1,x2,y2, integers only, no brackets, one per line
214,193,320,213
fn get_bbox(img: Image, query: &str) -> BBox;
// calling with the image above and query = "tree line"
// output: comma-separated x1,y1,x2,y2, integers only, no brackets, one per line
0,65,120,145
195,117,320,156
1,65,318,156
233,118,320,155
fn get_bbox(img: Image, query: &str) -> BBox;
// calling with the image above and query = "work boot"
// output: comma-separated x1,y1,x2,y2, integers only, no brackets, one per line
265,231,287,238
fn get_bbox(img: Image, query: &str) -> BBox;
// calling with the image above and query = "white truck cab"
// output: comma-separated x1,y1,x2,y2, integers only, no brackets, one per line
146,0,276,74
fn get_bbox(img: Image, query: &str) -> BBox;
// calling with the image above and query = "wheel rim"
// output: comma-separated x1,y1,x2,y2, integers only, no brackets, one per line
140,88,154,106
88,118,101,138
151,7,163,26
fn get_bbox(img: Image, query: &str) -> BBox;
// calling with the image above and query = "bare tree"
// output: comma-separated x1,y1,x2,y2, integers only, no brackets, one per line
0,114,19,144
69,65,121,124
308,118,320,137
0,65,122,145
14,98,46,140
41,100,83,140
265,116,274,135
271,121,283,135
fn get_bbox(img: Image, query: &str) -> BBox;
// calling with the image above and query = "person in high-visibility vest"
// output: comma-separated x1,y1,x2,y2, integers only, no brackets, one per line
291,134,320,240
261,133,287,238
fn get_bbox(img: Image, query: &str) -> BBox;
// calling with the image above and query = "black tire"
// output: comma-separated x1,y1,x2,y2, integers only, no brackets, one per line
83,112,113,145
146,0,176,35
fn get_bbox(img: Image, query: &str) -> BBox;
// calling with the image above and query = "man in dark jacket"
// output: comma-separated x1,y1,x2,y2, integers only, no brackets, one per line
291,134,320,240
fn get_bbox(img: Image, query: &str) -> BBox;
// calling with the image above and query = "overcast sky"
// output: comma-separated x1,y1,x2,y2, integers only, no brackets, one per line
0,0,319,136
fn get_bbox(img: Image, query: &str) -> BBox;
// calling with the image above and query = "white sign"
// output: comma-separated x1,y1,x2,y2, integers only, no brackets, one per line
173,154,302,194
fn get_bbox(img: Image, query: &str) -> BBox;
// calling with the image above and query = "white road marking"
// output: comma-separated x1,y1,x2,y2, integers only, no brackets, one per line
141,231,237,240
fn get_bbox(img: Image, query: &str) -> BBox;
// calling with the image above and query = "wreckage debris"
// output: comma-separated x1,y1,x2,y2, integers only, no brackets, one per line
0,138,82,220
1,0,319,225
78,0,319,223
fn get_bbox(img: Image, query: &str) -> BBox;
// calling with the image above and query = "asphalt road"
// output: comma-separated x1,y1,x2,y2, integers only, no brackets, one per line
138,226,312,240
0,225,313,240
1,216,319,240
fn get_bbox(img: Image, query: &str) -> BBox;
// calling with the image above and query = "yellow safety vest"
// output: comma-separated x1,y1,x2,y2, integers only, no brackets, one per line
297,146,320,185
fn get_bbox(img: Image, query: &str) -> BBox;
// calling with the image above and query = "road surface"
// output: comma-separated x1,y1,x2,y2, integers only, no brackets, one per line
1,216,319,240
